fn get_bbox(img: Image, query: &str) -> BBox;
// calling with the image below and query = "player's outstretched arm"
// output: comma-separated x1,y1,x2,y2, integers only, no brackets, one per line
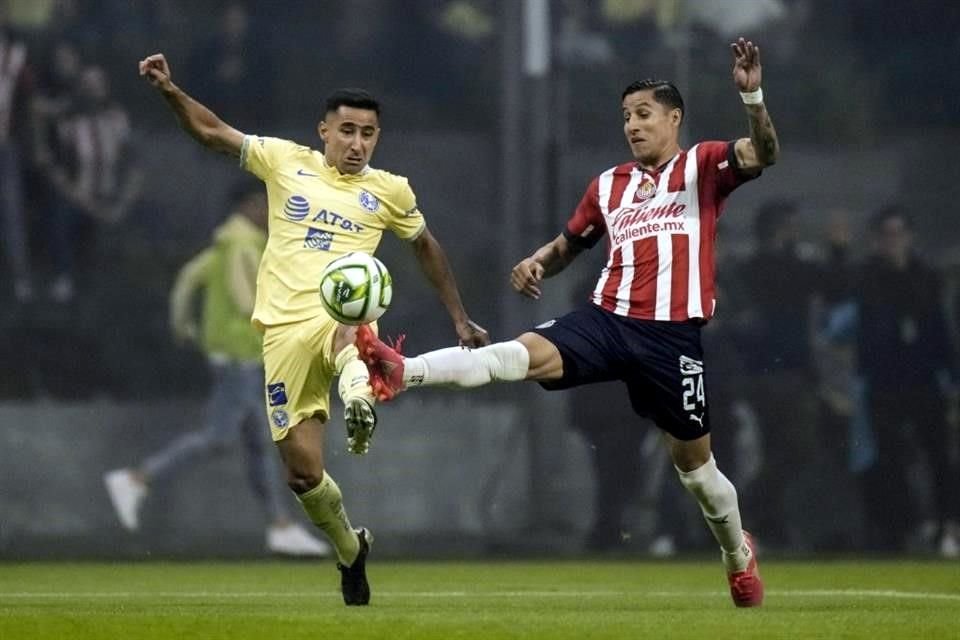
511,234,583,300
730,37,780,172
410,228,490,347
138,53,244,157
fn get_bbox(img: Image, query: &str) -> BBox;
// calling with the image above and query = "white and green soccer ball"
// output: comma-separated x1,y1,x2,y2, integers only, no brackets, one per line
319,252,393,325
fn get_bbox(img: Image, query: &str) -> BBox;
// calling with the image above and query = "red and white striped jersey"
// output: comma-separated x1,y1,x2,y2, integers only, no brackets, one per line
564,141,757,322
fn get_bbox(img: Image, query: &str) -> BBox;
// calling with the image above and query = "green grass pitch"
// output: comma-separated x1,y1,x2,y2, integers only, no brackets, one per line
1,560,958,639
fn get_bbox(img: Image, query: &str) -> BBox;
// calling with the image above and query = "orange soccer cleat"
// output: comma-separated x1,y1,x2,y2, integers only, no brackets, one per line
355,324,406,401
728,531,764,607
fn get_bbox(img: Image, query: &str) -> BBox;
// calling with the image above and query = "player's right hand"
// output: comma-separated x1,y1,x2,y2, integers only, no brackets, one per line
139,53,172,89
511,258,545,299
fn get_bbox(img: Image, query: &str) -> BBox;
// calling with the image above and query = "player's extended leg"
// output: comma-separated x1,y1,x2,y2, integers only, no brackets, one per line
356,326,561,400
276,417,372,605
667,433,763,607
332,325,378,455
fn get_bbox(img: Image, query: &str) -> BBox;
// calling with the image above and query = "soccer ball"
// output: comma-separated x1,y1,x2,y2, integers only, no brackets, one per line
319,252,393,325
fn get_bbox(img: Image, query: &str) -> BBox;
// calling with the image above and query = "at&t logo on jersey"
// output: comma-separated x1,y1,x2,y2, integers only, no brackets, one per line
358,190,380,212
304,227,334,250
284,195,310,221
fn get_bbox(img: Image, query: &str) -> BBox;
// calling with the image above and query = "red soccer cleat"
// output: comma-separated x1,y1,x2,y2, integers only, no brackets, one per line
355,324,406,401
728,531,764,607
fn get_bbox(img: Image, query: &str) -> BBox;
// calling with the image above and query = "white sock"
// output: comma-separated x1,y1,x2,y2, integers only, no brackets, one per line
402,341,529,388
336,344,374,404
676,454,749,572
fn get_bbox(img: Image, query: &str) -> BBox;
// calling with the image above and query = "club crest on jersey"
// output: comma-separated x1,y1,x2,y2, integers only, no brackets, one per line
284,195,310,221
271,408,289,429
633,174,657,203
358,190,380,212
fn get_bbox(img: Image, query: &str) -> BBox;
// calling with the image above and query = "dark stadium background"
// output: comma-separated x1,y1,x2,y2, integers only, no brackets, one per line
2,0,959,562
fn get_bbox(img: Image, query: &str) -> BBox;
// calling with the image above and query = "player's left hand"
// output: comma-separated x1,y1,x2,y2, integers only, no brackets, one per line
456,319,490,348
731,37,762,92
511,257,545,299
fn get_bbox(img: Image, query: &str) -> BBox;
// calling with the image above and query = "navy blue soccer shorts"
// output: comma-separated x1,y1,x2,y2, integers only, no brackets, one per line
530,303,710,441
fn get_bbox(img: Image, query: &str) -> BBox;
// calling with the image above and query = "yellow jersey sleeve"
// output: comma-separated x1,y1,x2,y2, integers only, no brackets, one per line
240,136,304,181
379,177,426,241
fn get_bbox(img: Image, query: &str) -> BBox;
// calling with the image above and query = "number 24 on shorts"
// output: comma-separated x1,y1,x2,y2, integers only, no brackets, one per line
682,374,705,411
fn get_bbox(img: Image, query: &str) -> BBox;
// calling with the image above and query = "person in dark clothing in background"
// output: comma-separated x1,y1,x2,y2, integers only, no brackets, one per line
733,200,822,550
856,206,959,556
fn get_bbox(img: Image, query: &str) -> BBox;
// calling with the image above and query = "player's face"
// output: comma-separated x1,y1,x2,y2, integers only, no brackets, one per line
622,90,681,167
318,106,381,175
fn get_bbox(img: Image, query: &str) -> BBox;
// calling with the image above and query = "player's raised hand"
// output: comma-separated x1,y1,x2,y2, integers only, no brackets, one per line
731,37,762,92
139,53,172,89
457,319,490,348
511,257,545,299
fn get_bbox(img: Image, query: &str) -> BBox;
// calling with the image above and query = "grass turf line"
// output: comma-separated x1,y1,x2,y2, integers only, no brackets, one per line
1,561,958,640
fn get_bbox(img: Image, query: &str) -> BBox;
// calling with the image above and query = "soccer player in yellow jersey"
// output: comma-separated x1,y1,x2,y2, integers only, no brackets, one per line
139,52,489,605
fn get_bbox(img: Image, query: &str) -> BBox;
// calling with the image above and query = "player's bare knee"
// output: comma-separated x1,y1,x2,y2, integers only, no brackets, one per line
286,468,325,494
666,433,712,472
275,424,327,494
516,333,561,380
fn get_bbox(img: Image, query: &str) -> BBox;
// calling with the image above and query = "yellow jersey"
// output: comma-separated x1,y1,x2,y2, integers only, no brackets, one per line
240,135,426,329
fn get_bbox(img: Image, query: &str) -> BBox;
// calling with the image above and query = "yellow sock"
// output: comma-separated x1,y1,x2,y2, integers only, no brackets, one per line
295,473,360,565
336,344,374,405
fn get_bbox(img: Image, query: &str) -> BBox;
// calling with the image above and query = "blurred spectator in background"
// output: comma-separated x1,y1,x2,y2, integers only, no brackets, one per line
733,200,822,550
855,206,960,556
187,2,273,129
811,209,871,550
104,182,330,558
30,38,79,240
0,6,35,302
46,64,142,302
31,39,80,168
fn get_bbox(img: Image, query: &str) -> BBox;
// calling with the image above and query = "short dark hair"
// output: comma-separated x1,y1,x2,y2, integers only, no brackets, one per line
621,79,684,122
324,88,381,118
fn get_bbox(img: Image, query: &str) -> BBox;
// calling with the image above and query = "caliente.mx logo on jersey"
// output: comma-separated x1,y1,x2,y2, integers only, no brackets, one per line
284,195,310,221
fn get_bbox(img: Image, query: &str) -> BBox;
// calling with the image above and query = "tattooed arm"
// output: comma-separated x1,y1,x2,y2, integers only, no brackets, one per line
730,37,780,171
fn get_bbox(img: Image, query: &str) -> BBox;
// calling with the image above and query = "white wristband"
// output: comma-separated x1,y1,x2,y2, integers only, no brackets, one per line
739,88,763,105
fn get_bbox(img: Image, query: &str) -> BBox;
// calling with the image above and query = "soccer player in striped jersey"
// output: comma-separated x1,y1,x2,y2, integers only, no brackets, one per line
358,37,778,607
139,53,488,605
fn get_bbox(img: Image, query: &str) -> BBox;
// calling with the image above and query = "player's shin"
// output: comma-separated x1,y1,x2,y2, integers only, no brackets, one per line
405,341,529,388
676,455,750,572
295,473,361,566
